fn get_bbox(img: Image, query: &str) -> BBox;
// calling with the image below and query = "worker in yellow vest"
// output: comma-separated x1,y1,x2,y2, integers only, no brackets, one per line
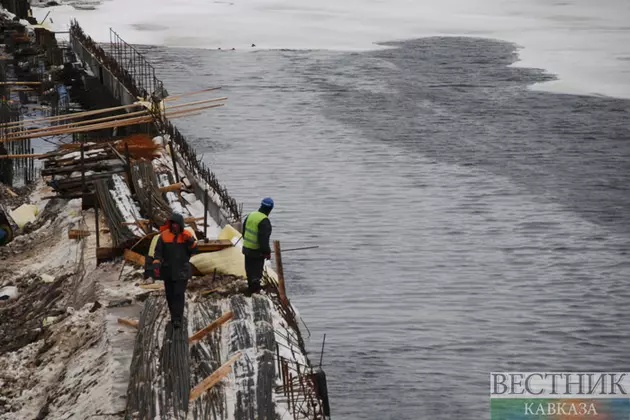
241,197,274,294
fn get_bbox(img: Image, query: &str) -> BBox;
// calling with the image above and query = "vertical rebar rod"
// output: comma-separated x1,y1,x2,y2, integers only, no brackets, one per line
319,334,326,369
169,140,180,183
203,188,208,241
147,194,153,232
124,142,134,194
80,141,86,193
95,204,100,249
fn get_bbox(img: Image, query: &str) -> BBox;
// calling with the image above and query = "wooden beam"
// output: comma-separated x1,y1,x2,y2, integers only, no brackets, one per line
158,182,184,193
197,239,233,253
2,115,153,142
118,318,139,328
274,240,288,305
163,87,221,102
5,108,151,139
39,142,111,159
96,247,124,262
189,352,241,402
139,283,164,290
68,229,91,239
163,103,224,118
124,249,146,267
0,81,41,85
165,96,227,111
121,216,205,226
0,153,43,159
0,102,143,129
188,312,234,344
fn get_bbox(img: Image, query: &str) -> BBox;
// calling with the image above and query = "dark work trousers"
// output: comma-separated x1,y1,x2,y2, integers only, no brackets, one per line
162,268,189,323
244,255,265,292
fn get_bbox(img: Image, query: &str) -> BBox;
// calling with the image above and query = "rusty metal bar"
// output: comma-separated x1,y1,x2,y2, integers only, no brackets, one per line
95,204,100,249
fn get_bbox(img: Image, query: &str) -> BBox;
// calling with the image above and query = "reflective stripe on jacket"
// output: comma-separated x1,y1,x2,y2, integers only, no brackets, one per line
242,211,268,250
153,227,199,277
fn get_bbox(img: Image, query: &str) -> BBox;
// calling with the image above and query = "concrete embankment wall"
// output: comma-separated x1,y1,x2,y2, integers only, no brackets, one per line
70,36,137,107
68,21,242,228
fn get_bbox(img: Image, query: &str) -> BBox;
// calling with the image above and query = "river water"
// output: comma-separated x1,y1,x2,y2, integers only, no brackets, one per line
139,38,630,419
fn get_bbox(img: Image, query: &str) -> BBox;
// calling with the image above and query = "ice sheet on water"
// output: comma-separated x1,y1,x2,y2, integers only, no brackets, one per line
33,0,630,98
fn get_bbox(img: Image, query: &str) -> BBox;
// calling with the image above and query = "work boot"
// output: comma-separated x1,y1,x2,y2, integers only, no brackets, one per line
249,282,262,295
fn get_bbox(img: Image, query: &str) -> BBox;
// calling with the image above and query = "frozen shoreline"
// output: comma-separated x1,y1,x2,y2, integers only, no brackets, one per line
32,0,630,99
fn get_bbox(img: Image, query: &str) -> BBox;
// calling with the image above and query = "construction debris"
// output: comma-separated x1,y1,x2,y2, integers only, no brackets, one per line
0,15,328,420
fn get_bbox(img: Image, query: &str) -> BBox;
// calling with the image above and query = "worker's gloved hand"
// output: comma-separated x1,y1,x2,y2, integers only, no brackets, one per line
152,261,161,279
264,253,271,260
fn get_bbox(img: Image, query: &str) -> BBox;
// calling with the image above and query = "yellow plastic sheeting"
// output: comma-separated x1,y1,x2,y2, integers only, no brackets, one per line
193,224,280,284
185,227,197,240
190,247,246,277
10,204,39,229
148,227,196,258
218,224,241,242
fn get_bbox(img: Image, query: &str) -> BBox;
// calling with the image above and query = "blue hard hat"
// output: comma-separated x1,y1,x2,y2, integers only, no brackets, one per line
261,197,274,209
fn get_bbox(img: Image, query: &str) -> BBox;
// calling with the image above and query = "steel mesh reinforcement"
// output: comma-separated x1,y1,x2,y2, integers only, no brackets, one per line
94,177,140,248
130,160,173,226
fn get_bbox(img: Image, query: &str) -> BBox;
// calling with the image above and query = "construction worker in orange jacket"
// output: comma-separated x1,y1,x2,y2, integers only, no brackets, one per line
153,213,198,329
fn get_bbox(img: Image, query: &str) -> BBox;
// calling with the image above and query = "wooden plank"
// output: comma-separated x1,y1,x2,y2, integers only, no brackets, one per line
0,81,42,85
191,265,203,277
189,352,241,402
139,283,164,290
6,108,151,138
124,249,146,267
0,153,43,159
197,239,233,252
165,97,227,111
118,318,139,328
274,240,288,305
55,153,113,167
68,229,91,239
121,216,205,225
108,143,127,165
163,87,221,102
188,312,234,344
3,115,153,143
39,143,111,159
158,182,184,193
42,159,124,176
0,102,143,129
96,247,123,262
164,103,224,118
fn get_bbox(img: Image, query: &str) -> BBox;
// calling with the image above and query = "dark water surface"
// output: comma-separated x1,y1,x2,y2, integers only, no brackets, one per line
143,37,630,419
